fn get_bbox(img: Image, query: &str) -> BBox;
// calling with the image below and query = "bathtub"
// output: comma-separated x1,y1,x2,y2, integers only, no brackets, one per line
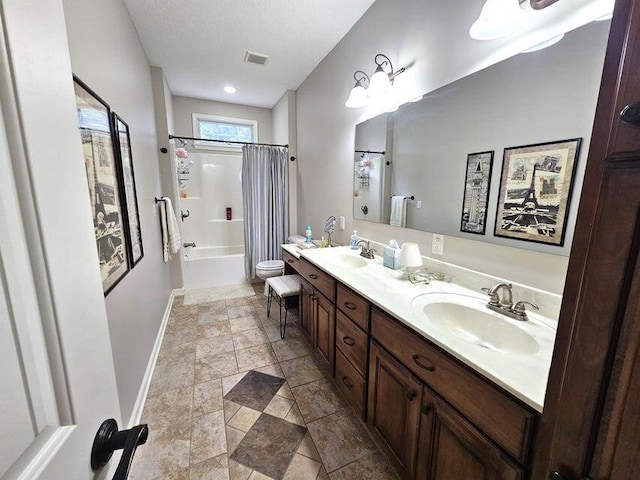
181,219,247,289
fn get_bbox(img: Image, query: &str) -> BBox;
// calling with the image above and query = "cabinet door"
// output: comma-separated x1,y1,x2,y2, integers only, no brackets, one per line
429,398,523,480
415,388,436,480
313,291,335,375
368,342,422,479
299,280,314,344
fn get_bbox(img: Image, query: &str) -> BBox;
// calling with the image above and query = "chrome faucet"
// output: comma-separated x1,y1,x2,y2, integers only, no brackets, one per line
482,282,539,321
356,239,375,259
183,242,196,248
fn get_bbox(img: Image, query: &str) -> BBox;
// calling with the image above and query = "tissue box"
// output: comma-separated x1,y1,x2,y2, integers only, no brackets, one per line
383,246,401,269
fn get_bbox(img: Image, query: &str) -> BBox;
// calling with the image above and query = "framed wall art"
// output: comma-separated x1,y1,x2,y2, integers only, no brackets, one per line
74,76,129,295
113,113,144,266
494,138,582,246
460,150,494,235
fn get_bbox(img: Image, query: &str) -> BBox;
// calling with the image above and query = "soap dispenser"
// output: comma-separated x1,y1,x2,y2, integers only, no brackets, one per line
350,230,359,249
305,225,312,243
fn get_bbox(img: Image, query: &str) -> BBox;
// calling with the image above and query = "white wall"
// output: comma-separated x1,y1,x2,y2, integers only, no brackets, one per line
172,96,272,143
62,0,172,423
272,90,299,234
295,0,609,294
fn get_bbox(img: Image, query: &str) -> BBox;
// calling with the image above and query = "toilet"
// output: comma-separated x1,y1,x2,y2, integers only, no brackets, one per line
256,259,285,280
255,235,306,280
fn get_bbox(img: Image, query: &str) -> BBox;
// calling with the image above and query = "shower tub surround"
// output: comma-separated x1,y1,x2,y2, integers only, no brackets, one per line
130,286,398,479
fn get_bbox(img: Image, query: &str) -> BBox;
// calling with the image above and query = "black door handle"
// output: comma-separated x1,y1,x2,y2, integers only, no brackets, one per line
91,418,149,480
621,102,640,125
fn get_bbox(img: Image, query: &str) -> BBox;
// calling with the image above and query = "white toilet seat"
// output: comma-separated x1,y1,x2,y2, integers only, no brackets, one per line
256,260,285,270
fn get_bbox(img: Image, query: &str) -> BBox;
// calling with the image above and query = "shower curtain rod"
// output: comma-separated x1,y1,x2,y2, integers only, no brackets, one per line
169,134,288,149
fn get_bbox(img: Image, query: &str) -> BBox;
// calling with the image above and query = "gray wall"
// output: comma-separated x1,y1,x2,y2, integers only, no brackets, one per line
295,0,609,294
172,96,273,143
62,0,172,423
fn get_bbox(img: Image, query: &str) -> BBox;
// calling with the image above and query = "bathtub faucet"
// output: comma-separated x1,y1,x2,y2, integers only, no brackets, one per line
183,242,196,248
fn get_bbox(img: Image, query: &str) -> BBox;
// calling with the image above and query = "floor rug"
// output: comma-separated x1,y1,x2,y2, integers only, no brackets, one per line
184,283,255,305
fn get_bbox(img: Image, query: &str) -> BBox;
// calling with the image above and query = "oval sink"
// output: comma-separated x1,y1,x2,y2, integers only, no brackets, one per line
327,254,368,269
420,299,539,356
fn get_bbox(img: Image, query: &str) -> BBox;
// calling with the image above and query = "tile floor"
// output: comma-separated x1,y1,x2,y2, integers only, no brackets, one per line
129,283,398,480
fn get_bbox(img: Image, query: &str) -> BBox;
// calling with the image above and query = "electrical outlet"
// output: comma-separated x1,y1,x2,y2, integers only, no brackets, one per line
339,216,346,230
432,234,444,255
416,200,422,209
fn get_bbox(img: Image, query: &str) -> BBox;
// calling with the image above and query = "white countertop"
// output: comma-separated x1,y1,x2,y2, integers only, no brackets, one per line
282,244,555,412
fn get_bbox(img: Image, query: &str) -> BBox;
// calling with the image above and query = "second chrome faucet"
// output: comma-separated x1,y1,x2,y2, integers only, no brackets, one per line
482,282,539,321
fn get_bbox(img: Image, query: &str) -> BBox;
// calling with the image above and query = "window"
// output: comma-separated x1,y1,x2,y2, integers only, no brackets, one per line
192,113,258,150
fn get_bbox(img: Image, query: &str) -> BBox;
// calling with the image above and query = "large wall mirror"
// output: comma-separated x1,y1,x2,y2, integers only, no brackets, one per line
353,20,610,256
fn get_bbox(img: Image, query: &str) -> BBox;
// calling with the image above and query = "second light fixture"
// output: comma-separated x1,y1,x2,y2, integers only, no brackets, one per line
345,54,406,109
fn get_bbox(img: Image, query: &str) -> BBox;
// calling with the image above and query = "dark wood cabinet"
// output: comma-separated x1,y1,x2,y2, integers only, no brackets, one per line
299,279,314,344
312,290,335,374
368,341,422,479
417,391,523,480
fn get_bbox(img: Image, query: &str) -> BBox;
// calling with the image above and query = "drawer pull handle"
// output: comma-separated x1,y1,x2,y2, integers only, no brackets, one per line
342,336,356,346
421,405,432,416
342,376,354,388
309,274,319,280
287,259,294,264
407,391,417,401
344,301,357,310
412,354,435,372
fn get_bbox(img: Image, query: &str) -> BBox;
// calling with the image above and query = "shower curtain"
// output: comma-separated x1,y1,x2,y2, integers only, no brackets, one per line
242,145,289,280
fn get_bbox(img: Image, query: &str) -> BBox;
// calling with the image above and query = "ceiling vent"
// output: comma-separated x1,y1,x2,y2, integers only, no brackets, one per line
244,51,269,66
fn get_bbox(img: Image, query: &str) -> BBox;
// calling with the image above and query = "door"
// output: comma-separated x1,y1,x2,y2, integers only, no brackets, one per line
299,279,314,343
427,397,522,480
532,0,640,478
0,1,123,478
313,291,336,375
368,342,422,479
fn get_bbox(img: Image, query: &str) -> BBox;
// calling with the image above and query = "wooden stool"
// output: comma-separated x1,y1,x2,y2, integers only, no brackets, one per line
266,274,302,339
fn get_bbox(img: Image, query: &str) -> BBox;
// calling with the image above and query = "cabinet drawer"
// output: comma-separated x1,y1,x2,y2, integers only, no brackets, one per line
371,307,535,463
336,310,368,377
336,283,370,331
335,348,366,419
298,258,335,302
282,250,299,273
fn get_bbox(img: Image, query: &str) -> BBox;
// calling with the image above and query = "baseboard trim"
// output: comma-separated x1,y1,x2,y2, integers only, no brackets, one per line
127,288,179,428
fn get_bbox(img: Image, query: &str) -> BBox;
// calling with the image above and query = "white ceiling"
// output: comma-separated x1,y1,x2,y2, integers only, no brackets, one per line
124,0,376,108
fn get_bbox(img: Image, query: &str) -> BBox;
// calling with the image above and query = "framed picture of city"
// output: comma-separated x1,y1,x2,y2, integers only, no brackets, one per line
460,150,494,235
74,77,130,295
494,138,582,246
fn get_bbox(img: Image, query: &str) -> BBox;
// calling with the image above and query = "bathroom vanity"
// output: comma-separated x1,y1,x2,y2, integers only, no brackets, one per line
282,244,558,480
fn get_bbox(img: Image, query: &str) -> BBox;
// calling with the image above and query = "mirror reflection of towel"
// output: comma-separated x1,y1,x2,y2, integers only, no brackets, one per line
390,196,407,227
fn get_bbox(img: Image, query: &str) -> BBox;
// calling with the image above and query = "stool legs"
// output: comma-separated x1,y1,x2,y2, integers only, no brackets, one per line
267,285,273,317
280,303,287,339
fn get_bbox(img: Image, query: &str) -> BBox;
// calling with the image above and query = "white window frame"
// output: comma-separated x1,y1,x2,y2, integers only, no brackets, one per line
191,113,258,152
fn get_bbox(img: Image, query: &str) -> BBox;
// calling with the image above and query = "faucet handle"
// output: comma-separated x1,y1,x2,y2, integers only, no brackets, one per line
512,301,539,318
481,287,500,306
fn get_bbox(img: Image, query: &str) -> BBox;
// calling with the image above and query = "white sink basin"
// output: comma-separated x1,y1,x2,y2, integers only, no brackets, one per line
412,293,539,356
327,254,368,269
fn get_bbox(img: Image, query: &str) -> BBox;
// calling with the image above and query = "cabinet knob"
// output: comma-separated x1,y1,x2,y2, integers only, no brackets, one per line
407,391,417,401
342,376,354,389
342,336,356,346
412,354,436,372
621,102,640,125
309,274,319,280
344,301,357,310
421,405,432,416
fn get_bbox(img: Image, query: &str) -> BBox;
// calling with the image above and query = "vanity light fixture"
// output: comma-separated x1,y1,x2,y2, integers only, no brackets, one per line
469,0,527,40
345,54,406,109
345,70,370,108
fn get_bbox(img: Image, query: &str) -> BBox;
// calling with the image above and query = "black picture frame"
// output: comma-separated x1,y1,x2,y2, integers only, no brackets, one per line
113,113,144,267
460,150,494,235
73,76,130,296
494,138,582,246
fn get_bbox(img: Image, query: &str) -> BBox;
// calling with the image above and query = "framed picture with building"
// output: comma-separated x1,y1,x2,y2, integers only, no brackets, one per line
494,138,582,246
73,76,130,295
460,150,494,235
113,113,144,267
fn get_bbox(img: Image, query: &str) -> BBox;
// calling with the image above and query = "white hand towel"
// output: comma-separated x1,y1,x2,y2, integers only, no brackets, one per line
390,195,407,227
159,200,170,263
163,197,182,254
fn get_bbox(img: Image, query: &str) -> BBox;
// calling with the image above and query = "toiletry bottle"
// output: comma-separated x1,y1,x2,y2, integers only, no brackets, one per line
350,230,359,249
306,225,312,243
